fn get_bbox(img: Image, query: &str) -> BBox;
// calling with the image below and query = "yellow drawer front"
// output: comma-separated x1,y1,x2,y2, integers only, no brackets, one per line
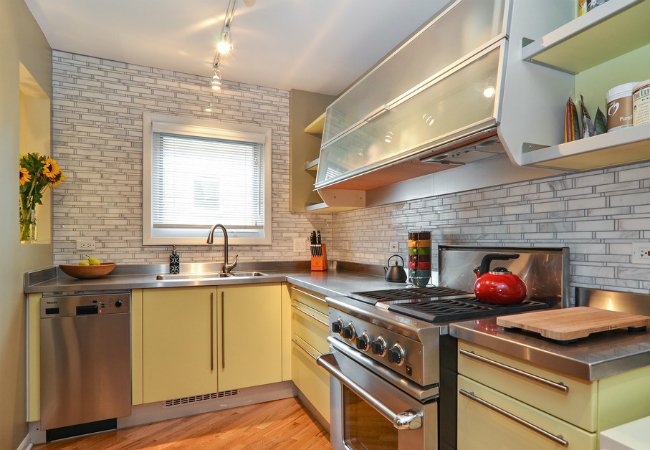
458,341,597,431
458,376,597,450
291,340,330,423
289,285,328,315
292,301,329,354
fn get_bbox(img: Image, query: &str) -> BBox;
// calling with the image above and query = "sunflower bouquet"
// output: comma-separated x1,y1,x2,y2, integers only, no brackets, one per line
18,153,64,242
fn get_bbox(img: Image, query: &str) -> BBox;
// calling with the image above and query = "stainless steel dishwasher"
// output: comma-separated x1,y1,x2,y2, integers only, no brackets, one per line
40,292,131,431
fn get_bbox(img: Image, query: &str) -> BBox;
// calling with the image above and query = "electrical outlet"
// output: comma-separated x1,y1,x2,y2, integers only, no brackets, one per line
389,241,399,252
632,242,650,264
76,240,96,251
293,237,307,253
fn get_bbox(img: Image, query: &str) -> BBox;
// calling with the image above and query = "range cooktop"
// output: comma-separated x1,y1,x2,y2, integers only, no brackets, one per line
349,286,551,323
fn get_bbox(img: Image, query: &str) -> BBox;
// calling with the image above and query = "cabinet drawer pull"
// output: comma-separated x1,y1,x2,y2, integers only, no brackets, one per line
459,389,569,447
210,293,214,371
292,336,321,361
459,349,569,393
289,286,326,304
292,302,328,327
221,291,225,370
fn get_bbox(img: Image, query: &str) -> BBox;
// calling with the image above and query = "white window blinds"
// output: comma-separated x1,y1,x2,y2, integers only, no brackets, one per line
151,131,265,232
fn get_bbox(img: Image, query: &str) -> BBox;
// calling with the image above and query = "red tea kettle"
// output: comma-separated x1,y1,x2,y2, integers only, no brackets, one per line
473,253,527,304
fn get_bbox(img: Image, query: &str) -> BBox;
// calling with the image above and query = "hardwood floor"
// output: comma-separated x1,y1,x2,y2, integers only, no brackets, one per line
34,398,331,449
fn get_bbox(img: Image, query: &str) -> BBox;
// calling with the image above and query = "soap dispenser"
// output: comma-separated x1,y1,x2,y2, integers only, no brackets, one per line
170,245,180,274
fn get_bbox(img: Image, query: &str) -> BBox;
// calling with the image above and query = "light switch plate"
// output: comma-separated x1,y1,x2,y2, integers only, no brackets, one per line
632,242,650,264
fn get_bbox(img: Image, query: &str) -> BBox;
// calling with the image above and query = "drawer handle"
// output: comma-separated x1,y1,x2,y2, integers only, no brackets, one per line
289,286,327,304
292,336,321,361
459,389,569,447
292,303,328,327
460,349,569,393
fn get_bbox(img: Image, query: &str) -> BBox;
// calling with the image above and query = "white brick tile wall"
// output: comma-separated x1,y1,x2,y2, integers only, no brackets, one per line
331,162,650,296
52,51,329,264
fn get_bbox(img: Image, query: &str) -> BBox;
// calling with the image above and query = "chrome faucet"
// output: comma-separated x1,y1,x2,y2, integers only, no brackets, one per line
206,224,238,273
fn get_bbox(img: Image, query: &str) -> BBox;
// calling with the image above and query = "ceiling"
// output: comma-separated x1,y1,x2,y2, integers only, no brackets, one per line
25,0,449,95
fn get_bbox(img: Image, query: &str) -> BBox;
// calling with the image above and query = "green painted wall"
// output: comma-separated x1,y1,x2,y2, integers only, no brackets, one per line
576,44,650,119
0,0,52,448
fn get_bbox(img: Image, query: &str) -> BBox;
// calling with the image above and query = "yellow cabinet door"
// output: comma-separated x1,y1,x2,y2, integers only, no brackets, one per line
217,284,283,391
142,287,217,403
458,375,597,450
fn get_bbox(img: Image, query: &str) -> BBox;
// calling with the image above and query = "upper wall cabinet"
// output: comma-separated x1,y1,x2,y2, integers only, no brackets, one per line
317,45,503,189
322,0,507,145
316,0,510,191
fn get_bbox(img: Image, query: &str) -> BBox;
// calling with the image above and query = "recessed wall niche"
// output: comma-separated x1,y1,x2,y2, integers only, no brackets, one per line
19,63,52,244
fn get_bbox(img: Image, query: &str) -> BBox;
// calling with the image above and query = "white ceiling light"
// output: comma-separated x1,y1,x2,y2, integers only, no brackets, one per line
216,25,233,55
210,63,222,91
210,0,239,91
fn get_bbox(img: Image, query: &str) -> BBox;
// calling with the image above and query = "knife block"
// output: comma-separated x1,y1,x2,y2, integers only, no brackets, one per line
311,244,328,271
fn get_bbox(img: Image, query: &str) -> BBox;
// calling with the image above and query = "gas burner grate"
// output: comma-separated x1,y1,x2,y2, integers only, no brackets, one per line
350,286,473,303
386,298,550,323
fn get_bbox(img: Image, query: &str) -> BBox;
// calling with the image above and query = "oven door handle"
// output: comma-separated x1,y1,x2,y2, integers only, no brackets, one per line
317,353,423,430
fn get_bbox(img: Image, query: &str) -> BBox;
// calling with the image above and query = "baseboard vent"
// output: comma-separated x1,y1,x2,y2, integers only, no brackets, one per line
164,390,239,407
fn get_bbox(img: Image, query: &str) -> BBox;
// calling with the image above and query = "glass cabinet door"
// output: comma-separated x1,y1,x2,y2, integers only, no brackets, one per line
316,45,502,188
323,0,507,144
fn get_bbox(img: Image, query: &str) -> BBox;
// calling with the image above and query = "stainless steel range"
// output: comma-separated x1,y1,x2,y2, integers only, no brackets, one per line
318,246,568,450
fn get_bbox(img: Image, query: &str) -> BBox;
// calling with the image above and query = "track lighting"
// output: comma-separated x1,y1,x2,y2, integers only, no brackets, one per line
217,26,233,55
211,65,222,91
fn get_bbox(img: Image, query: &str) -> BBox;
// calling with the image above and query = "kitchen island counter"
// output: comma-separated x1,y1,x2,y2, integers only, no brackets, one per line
450,318,650,381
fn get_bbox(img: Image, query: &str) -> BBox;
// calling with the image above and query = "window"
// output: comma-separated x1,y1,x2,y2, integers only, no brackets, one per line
143,113,272,245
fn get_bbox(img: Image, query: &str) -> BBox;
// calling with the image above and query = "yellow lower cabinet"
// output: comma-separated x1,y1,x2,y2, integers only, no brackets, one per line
217,284,283,391
291,300,329,354
458,375,597,450
292,338,330,423
458,341,596,431
142,287,218,403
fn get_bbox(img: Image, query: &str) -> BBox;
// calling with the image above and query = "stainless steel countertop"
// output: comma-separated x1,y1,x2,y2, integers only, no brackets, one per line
24,261,406,297
450,318,650,381
25,261,650,381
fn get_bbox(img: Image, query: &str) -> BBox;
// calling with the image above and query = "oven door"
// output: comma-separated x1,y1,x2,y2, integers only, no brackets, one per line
318,350,438,450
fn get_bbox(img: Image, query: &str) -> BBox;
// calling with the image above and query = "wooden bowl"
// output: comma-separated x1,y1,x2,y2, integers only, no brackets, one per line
59,262,116,279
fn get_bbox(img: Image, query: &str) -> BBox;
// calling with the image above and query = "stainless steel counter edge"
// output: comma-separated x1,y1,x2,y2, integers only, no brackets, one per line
450,320,650,381
24,261,396,296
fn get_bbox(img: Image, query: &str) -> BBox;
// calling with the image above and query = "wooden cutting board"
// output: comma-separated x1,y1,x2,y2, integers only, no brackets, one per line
496,307,650,341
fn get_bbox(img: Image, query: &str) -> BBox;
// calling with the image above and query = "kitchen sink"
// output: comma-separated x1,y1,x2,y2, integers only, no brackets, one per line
229,272,267,277
156,273,231,280
156,271,268,281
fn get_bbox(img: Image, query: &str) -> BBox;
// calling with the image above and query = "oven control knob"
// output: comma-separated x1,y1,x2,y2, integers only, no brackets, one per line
388,344,405,365
331,320,343,334
115,300,124,308
342,323,356,340
370,337,386,356
355,333,369,351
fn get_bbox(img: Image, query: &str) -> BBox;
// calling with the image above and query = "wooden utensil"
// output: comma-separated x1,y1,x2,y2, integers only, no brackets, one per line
497,307,649,341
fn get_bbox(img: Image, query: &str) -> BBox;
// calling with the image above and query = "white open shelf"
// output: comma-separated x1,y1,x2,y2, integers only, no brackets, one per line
522,0,650,74
521,124,650,170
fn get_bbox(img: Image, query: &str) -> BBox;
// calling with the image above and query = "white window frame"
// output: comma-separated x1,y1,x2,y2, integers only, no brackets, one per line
143,112,273,246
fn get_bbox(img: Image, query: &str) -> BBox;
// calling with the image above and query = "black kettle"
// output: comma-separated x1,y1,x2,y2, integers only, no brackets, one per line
384,255,407,283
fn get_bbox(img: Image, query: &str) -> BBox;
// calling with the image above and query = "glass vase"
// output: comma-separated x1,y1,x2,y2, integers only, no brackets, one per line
19,205,37,243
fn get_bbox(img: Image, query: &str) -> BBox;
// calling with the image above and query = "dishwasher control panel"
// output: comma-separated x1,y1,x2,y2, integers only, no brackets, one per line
41,292,130,317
